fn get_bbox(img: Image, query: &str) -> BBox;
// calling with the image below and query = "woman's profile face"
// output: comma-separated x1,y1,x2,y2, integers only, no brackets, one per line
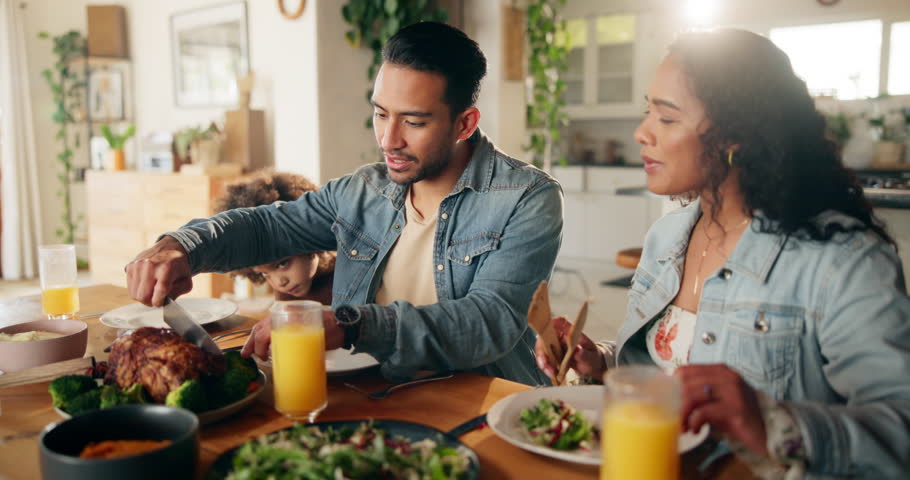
251,254,319,298
634,54,710,196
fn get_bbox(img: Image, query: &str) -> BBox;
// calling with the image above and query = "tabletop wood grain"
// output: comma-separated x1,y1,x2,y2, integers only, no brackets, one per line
0,285,753,480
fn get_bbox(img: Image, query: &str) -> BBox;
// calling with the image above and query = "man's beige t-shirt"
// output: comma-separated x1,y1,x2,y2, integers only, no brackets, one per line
374,188,439,307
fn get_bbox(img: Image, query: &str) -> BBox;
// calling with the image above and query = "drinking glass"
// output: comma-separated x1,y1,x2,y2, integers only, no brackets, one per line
601,365,681,480
270,300,327,422
39,244,80,320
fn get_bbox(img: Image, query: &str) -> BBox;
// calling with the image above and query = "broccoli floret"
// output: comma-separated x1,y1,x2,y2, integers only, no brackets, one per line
99,383,149,409
221,368,255,404
122,383,150,403
165,379,207,413
99,384,126,409
48,375,97,410
224,350,257,384
66,389,101,416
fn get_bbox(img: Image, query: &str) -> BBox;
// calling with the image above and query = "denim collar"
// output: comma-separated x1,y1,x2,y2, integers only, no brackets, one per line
378,129,494,209
656,199,786,284
451,129,495,195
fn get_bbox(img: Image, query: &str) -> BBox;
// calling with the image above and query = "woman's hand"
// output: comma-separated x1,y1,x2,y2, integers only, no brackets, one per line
534,316,606,380
676,364,769,456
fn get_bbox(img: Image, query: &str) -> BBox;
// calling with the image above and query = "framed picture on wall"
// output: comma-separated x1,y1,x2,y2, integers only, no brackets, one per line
88,70,124,121
171,1,250,108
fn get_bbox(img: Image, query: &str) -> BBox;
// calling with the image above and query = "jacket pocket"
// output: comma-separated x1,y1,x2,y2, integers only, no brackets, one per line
724,307,804,399
447,233,500,266
445,233,501,298
331,219,380,300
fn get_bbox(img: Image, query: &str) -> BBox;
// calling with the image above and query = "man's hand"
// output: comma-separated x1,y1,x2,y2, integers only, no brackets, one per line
322,310,344,351
240,310,345,360
125,236,192,307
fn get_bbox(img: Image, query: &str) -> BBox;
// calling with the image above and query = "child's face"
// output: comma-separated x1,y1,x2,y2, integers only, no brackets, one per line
251,254,318,297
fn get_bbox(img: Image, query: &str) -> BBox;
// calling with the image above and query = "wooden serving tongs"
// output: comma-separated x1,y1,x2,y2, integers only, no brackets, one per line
527,280,589,386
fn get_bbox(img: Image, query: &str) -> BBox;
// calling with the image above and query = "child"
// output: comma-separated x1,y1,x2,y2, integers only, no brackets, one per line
215,172,335,304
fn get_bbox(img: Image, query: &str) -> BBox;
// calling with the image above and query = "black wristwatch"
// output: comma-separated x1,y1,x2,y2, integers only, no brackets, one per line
334,304,362,350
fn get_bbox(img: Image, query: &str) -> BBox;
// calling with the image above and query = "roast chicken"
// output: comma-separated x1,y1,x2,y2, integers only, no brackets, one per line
105,327,225,402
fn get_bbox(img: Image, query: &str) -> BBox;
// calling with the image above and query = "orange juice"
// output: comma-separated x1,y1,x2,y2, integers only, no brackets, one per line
271,323,327,419
42,286,79,317
601,402,680,480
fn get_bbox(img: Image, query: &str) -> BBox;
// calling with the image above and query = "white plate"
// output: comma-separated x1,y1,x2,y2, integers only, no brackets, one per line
326,348,379,376
55,370,267,426
100,298,238,329
487,385,709,466
257,348,379,376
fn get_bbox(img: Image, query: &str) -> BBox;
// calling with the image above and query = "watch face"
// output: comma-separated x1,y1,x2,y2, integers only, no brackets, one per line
336,305,358,325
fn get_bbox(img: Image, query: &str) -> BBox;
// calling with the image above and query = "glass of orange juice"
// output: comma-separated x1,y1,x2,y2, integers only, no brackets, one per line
270,300,327,422
38,244,80,320
601,365,681,480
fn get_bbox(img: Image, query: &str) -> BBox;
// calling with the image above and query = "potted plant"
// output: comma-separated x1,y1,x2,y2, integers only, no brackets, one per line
100,124,136,170
174,123,221,167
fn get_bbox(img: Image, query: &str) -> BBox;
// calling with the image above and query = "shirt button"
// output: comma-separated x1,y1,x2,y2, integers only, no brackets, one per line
754,313,770,333
393,224,401,230
720,269,732,280
441,213,449,220
464,255,471,262
350,249,358,256
701,332,716,345
437,264,444,271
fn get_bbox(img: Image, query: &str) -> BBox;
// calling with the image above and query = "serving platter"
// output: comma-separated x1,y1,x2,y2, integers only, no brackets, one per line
208,419,480,479
55,370,267,426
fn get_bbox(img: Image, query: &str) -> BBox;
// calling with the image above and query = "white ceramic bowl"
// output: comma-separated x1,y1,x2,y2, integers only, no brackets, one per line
0,319,88,373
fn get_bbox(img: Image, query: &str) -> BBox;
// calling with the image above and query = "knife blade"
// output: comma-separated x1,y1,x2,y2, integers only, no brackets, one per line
163,297,223,357
446,413,487,438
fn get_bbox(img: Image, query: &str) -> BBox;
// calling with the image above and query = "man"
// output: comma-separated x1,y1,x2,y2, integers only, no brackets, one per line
125,22,563,385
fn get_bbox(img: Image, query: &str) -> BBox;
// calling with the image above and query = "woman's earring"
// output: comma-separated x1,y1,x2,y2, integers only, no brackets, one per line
727,149,734,166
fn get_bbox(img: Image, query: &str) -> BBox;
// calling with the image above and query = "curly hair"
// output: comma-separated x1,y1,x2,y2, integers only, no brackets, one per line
668,29,892,245
215,172,336,284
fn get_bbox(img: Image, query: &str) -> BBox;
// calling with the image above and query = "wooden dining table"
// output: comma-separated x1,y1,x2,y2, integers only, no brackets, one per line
0,284,753,479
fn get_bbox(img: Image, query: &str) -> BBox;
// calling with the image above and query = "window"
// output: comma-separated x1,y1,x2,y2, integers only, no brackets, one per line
770,20,882,100
889,22,910,95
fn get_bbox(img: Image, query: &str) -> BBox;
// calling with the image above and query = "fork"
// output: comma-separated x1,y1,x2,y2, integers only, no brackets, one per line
344,371,454,399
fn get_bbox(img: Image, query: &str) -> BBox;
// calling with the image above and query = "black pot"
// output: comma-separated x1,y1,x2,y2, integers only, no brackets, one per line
40,404,198,480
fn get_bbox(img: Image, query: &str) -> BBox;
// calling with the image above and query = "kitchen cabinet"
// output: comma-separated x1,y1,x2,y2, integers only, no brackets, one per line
552,166,664,262
85,171,237,298
877,208,910,279
560,5,654,120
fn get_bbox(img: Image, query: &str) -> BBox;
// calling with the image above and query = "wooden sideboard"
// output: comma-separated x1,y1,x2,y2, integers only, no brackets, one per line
85,171,236,298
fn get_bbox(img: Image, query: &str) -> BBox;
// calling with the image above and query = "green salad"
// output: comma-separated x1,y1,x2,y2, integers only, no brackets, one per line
519,398,596,451
224,422,472,480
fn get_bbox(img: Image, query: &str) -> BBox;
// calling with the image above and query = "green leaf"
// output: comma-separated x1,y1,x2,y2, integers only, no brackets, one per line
345,30,360,48
384,0,398,16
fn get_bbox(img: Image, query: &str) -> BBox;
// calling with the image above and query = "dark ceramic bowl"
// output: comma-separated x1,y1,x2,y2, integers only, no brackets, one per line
39,404,198,480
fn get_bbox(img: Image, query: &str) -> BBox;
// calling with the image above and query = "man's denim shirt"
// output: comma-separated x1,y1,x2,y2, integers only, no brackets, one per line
616,200,910,478
168,131,561,386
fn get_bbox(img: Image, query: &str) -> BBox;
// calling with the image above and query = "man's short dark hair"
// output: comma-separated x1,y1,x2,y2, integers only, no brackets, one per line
382,21,487,117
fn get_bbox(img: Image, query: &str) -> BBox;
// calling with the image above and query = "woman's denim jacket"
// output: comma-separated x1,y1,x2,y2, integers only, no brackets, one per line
167,131,560,386
615,200,910,478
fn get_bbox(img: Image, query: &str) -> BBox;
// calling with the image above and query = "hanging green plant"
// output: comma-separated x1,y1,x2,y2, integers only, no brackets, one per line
38,30,86,244
524,0,570,171
341,0,448,128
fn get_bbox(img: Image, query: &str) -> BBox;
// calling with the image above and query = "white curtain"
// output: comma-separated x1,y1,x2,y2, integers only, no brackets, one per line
0,0,43,280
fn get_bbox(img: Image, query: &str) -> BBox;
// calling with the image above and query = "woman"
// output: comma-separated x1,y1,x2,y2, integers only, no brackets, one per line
537,29,910,478
216,172,335,304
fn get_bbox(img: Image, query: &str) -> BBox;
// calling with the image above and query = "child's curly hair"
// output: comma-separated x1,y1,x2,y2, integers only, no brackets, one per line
215,172,336,284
